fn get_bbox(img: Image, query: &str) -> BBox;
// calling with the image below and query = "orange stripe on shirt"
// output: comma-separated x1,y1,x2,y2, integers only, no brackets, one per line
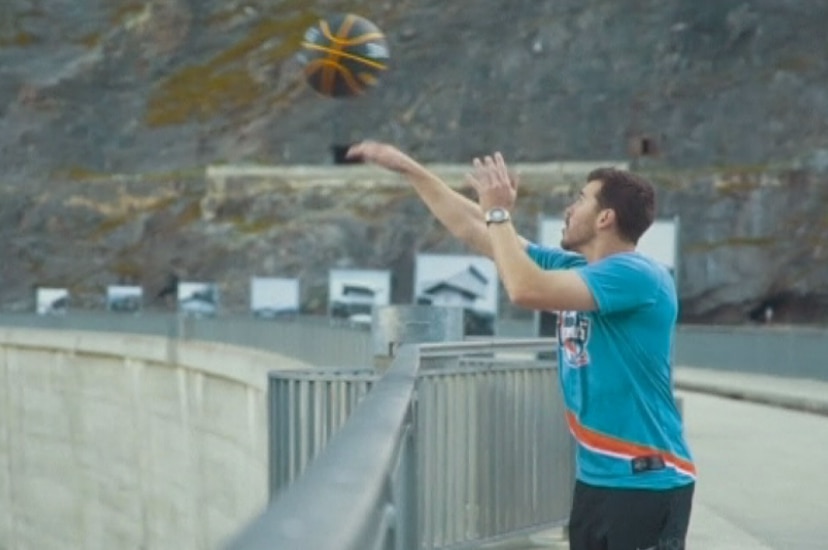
566,411,697,477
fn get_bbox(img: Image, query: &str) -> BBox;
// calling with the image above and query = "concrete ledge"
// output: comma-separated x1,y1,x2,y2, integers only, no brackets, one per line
0,327,313,389
675,366,828,417
206,161,629,183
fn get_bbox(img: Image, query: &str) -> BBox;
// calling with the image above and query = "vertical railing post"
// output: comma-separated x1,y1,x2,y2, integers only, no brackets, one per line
370,305,464,371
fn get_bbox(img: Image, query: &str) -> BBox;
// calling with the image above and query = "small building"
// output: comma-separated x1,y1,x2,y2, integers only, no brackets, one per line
417,265,489,309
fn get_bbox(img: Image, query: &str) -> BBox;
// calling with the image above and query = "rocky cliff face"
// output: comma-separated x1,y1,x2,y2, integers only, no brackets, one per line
655,168,828,323
2,164,826,324
1,0,827,322
3,0,828,178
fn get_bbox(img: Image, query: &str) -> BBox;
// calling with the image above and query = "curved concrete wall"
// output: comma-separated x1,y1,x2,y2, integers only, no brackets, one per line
0,328,312,550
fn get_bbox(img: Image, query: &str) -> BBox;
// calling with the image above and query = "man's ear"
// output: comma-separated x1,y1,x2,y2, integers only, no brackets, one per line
597,208,615,228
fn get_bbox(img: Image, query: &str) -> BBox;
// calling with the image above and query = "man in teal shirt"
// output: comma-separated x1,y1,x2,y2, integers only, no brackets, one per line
348,142,695,550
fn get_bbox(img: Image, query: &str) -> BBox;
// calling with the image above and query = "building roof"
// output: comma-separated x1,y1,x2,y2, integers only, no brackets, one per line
420,264,489,299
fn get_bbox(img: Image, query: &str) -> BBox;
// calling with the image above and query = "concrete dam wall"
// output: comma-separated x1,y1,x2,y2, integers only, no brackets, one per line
0,328,311,550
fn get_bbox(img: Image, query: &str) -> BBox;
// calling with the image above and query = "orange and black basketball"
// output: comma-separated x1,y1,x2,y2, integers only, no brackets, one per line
299,13,390,98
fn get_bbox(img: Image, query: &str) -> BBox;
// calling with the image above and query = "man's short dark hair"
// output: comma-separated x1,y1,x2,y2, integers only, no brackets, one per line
587,168,655,244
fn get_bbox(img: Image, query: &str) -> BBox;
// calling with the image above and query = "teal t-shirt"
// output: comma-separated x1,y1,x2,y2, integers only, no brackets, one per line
527,243,695,489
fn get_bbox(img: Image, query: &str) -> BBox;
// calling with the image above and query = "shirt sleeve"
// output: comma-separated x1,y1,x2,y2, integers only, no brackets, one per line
575,253,659,314
526,243,587,270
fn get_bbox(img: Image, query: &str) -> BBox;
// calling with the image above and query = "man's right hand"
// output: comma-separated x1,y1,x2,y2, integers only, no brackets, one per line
346,141,418,174
347,140,526,258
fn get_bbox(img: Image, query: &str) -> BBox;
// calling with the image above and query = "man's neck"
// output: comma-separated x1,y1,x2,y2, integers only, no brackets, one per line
580,238,636,263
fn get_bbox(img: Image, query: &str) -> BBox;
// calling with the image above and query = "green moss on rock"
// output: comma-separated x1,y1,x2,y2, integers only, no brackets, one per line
0,31,38,47
145,13,318,127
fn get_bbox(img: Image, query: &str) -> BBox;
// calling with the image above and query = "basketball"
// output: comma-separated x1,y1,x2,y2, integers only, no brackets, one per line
299,13,390,98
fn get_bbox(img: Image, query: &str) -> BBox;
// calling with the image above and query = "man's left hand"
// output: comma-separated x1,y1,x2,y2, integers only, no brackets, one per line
465,152,518,212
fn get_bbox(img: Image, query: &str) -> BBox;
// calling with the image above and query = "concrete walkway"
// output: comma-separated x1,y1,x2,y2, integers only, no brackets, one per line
481,366,828,550
677,391,828,549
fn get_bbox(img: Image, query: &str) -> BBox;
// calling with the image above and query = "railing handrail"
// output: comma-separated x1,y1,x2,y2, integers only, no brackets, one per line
419,337,557,357
224,345,420,550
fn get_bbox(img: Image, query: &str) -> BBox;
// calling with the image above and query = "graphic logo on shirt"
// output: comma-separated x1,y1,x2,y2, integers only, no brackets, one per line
557,311,591,367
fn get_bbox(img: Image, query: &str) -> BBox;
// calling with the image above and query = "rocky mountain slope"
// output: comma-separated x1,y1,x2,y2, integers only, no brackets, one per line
1,0,827,323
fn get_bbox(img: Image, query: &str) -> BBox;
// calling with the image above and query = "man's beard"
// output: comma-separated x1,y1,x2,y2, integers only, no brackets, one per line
560,226,575,251
560,228,588,253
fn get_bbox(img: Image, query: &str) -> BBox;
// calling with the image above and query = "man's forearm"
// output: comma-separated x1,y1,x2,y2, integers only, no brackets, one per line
487,221,536,304
487,221,597,312
401,162,493,257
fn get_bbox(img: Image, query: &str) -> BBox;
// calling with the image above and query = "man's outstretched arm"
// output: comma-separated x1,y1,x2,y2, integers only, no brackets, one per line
347,141,527,258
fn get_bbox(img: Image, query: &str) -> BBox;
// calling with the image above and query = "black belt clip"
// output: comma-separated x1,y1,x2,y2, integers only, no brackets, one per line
631,454,666,474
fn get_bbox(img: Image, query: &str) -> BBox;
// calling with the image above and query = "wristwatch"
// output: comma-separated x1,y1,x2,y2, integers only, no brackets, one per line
485,207,512,226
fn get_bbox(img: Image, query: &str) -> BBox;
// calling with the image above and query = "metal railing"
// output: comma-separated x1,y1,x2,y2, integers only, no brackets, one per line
269,367,378,495
416,352,572,547
225,345,420,550
226,338,573,550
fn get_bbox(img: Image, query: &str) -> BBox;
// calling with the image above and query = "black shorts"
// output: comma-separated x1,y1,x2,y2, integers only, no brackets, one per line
568,480,694,550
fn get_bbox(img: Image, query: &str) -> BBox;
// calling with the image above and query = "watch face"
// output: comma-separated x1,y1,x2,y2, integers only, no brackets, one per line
487,208,509,223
